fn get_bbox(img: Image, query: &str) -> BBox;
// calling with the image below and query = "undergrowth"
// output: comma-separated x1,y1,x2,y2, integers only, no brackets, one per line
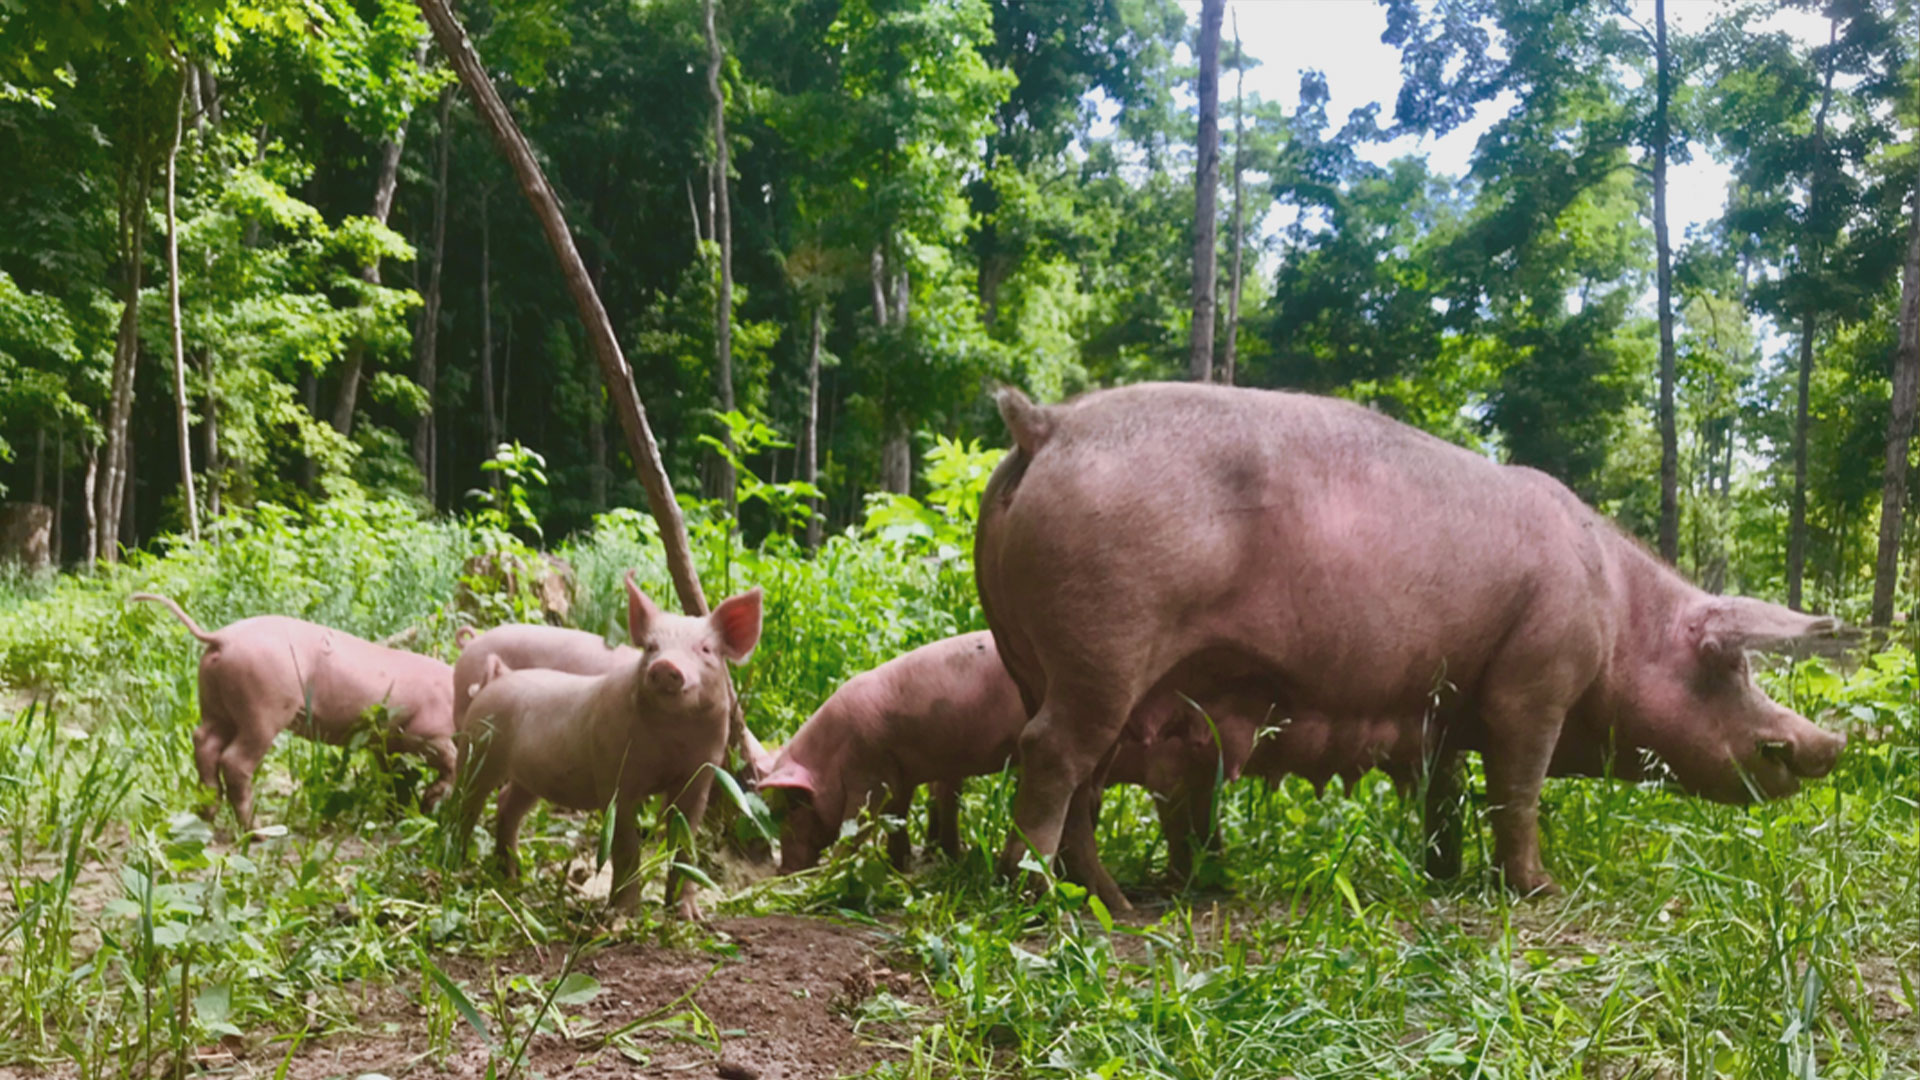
0,464,1915,1077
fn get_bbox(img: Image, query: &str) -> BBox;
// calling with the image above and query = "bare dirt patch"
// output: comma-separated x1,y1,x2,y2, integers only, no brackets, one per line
261,914,918,1080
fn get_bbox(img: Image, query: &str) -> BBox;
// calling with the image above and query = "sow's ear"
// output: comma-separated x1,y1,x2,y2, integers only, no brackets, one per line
625,570,666,646
1689,596,1847,657
710,587,764,664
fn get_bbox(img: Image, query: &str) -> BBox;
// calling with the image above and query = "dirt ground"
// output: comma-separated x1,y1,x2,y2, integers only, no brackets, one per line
210,915,919,1080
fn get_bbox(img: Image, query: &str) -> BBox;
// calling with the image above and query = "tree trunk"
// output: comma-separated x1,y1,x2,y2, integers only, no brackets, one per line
203,350,220,517
414,86,454,503
1653,0,1677,564
589,385,608,511
32,427,44,506
53,423,65,565
83,445,97,566
1873,175,1920,625
704,0,737,509
120,431,136,548
300,370,318,490
479,187,498,464
1789,311,1814,611
332,41,428,439
1789,18,1839,612
869,244,890,328
418,0,710,617
96,168,150,563
880,435,911,495
1187,0,1225,383
1222,12,1245,388
804,302,824,549
166,61,200,541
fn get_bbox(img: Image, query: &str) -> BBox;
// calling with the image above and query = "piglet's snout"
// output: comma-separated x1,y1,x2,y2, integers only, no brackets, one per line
648,658,689,695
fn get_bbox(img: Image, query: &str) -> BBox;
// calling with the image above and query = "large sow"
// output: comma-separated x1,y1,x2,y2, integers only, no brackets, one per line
975,383,1846,910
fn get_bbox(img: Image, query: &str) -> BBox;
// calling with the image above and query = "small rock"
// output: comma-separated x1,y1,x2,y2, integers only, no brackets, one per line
716,1061,759,1080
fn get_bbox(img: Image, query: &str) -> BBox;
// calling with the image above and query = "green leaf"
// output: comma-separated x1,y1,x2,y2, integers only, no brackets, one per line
423,955,494,1048
550,972,602,1008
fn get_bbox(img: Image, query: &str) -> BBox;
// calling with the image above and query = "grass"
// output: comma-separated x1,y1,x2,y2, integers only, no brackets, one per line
0,492,1915,1078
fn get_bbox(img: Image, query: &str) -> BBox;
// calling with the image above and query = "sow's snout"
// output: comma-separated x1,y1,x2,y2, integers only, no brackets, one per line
1724,710,1847,804
1766,723,1846,781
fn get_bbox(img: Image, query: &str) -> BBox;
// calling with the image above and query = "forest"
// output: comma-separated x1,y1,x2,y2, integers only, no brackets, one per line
0,0,1918,1075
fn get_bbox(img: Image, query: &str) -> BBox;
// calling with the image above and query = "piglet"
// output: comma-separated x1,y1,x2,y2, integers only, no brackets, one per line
455,573,761,918
132,593,458,828
754,632,1217,877
454,621,770,768
753,633,1023,872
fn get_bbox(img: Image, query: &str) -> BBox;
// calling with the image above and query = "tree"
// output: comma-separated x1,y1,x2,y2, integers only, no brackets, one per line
164,58,199,541
1874,147,1920,625
704,0,737,508
1221,13,1247,387
331,39,434,440
1187,0,1224,382
413,86,455,504
415,0,710,616
1709,1,1904,608
1653,0,1677,563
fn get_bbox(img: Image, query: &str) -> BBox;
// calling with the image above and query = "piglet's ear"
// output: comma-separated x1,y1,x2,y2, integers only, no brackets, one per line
1690,596,1846,657
746,736,780,783
625,571,666,646
710,587,763,664
755,758,816,798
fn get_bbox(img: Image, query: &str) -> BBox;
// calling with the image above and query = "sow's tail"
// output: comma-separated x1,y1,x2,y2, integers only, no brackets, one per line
129,593,219,644
993,385,1055,457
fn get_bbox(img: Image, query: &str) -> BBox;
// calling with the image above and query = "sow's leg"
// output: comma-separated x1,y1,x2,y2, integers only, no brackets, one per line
998,685,1134,908
1420,750,1465,882
1479,686,1575,898
1059,781,1129,912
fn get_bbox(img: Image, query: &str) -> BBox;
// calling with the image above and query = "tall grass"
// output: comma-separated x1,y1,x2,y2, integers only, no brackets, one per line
0,483,1914,1077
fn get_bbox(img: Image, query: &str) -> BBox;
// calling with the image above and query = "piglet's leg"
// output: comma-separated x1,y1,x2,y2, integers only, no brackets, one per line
608,799,644,914
493,782,538,881
883,785,916,870
662,772,714,920
929,780,962,858
419,734,458,811
217,728,274,833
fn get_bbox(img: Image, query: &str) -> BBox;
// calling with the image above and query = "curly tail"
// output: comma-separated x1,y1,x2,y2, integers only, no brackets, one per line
455,626,479,649
993,384,1055,457
129,593,219,644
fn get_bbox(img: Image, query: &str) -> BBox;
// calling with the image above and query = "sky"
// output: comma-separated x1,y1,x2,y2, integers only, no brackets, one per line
1189,0,1836,239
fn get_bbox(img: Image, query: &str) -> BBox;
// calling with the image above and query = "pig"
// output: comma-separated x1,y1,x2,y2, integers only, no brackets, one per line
975,382,1847,912
453,624,637,729
753,631,1227,879
454,573,762,918
752,633,1022,873
131,593,458,828
453,620,770,768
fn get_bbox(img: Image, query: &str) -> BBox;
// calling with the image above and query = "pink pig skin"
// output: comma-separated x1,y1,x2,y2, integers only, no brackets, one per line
453,624,638,727
454,623,771,769
976,383,1848,913
455,574,761,919
754,633,1022,873
755,632,1222,877
132,593,457,828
